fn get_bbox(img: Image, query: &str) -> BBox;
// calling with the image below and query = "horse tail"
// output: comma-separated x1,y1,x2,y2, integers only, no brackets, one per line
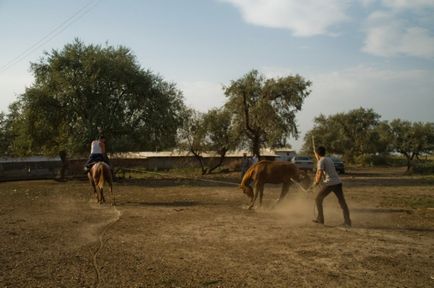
240,164,255,188
96,163,105,190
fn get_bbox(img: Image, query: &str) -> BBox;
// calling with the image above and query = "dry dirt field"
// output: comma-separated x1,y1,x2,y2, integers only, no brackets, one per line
1,167,434,288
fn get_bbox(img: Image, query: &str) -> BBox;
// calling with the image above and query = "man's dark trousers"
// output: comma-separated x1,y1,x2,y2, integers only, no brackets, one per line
315,183,351,226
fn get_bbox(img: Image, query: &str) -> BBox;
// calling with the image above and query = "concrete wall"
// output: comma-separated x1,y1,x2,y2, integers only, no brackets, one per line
0,158,62,181
0,154,278,180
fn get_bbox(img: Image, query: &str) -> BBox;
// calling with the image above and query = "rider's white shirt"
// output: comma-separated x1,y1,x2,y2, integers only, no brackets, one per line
91,140,103,154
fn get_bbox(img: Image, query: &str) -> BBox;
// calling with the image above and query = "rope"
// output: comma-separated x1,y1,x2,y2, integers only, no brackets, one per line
119,167,240,187
89,206,121,288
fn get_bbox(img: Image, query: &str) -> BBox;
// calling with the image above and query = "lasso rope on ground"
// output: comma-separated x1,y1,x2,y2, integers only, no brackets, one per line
89,206,121,288
120,167,312,190
118,167,240,187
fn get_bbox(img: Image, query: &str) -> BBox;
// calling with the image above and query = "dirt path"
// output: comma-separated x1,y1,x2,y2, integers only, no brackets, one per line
1,170,433,287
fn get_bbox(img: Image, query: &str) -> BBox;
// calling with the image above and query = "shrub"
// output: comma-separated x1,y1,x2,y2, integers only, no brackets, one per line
413,161,434,175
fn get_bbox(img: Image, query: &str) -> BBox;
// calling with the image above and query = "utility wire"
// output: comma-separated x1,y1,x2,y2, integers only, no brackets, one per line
0,0,100,75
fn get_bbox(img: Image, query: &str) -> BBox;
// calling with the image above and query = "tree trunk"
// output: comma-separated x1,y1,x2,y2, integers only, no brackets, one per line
252,134,261,159
59,150,68,180
404,152,415,174
207,148,227,174
190,149,207,175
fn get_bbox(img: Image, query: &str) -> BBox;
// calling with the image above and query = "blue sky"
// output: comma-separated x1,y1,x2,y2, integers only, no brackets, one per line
1,0,433,150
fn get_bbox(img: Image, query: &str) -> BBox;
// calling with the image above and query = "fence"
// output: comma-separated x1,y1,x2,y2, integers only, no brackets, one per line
0,152,280,181
0,157,63,181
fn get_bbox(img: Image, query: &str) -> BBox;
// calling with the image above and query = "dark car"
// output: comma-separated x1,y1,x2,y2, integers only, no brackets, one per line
331,157,345,174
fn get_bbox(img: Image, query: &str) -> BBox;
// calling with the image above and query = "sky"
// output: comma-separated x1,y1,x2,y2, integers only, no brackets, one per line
0,0,433,150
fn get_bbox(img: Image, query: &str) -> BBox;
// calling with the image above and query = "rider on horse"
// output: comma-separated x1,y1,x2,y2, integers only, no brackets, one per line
84,135,111,173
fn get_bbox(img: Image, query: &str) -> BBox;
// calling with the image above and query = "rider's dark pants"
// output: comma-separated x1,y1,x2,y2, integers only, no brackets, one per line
84,153,110,169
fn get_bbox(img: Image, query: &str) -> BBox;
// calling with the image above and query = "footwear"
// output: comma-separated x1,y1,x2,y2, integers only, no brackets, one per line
312,219,324,224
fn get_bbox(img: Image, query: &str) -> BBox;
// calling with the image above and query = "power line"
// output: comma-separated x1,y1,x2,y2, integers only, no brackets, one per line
0,0,100,75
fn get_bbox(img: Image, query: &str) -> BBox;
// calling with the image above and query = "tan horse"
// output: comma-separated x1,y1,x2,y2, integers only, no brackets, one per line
240,160,301,209
88,162,115,205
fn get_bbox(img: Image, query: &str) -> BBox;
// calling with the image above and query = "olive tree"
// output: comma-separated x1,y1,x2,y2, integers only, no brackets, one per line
7,39,185,156
224,70,311,158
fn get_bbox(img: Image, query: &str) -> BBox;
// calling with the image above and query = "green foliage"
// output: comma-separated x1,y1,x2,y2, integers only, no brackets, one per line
413,161,434,175
177,107,238,174
388,119,434,171
6,39,185,156
302,107,385,163
177,108,207,156
0,112,12,155
224,70,311,156
303,107,434,169
202,108,238,154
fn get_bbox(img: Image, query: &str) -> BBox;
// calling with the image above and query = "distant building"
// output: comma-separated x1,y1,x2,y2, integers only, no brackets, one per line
273,149,296,161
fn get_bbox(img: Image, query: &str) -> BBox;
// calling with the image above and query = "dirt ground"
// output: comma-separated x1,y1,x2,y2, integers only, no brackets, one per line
1,167,434,288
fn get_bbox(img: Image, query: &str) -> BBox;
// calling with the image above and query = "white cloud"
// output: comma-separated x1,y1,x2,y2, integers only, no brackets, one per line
221,0,350,37
358,0,377,7
362,11,434,58
382,0,434,9
178,81,226,112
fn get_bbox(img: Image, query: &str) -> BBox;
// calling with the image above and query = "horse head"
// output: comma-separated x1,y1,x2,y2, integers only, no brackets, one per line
240,184,254,200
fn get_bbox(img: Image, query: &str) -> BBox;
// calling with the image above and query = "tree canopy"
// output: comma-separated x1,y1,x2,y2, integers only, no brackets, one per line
224,70,311,157
177,107,238,174
302,108,434,168
4,39,185,156
388,119,434,171
302,108,384,162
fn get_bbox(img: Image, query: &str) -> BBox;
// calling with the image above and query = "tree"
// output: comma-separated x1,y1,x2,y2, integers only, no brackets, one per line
202,108,238,173
302,108,383,162
388,119,434,172
224,70,311,157
177,108,208,174
177,108,238,174
7,39,185,156
0,112,12,155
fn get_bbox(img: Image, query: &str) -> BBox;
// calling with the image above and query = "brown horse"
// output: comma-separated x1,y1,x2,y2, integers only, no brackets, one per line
88,162,115,205
240,160,302,209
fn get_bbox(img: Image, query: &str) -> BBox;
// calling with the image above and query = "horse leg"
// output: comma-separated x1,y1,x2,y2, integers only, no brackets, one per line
274,183,290,208
100,187,105,204
109,181,115,206
96,187,102,204
258,184,264,208
248,182,260,210
105,169,115,206
88,172,97,200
